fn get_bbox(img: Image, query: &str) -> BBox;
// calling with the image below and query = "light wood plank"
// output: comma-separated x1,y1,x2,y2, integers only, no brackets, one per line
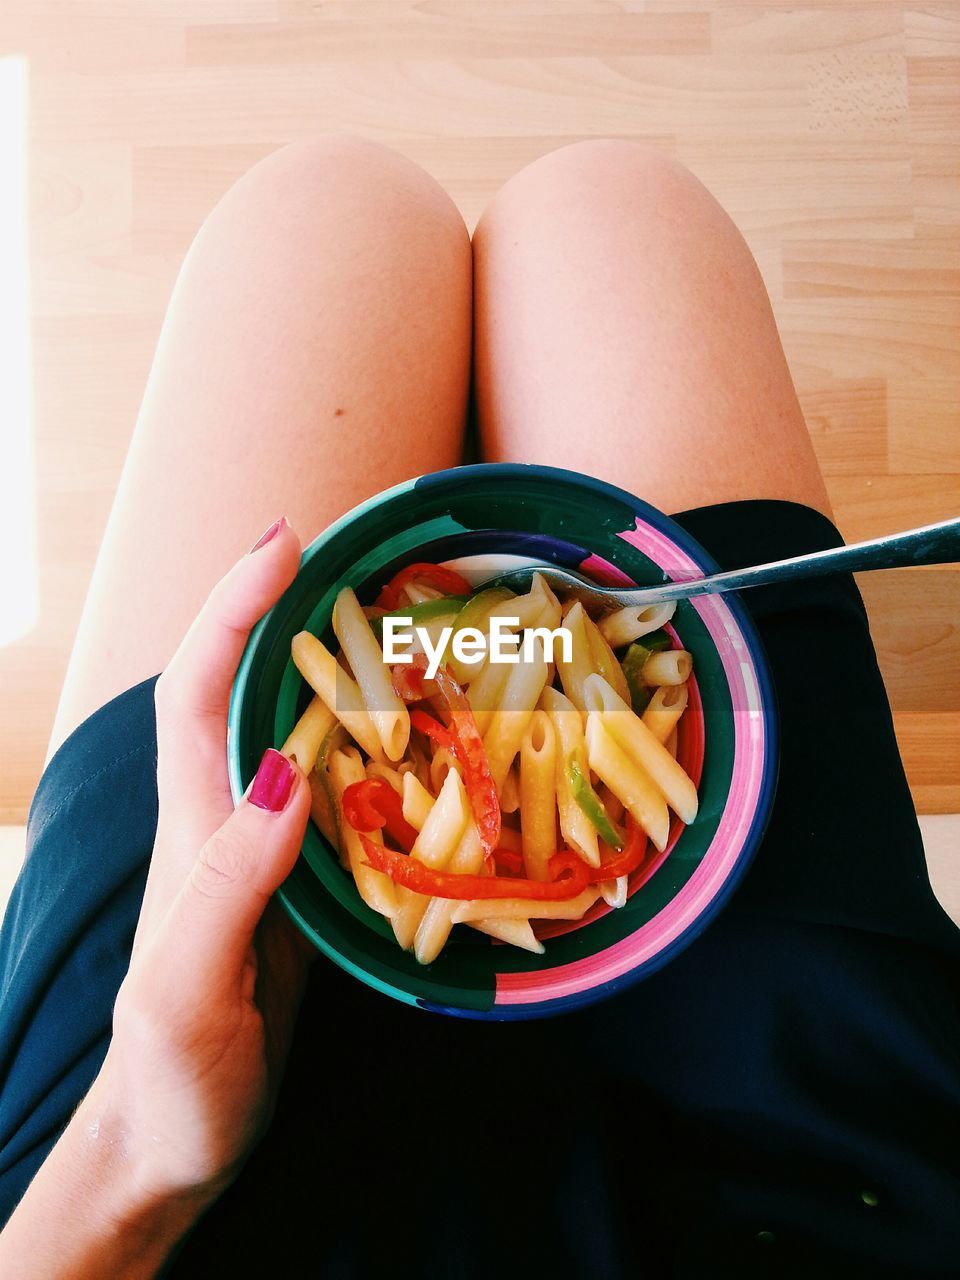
828,475,960,543
893,712,960,814
797,377,888,477
186,12,713,62
3,1,958,822
887,379,960,474
856,569,960,714
783,240,960,298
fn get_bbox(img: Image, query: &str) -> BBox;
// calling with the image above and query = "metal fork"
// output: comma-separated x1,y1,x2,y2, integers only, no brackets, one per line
488,517,960,610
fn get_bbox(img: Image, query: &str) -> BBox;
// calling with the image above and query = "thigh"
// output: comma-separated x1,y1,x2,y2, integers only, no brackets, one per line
47,134,472,762
471,139,832,520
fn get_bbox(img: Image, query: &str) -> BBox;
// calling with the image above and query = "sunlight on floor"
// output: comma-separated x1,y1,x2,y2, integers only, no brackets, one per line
0,56,38,647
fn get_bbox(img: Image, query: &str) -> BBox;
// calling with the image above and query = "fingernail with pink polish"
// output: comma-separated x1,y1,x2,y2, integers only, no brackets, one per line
250,748,296,813
249,515,288,554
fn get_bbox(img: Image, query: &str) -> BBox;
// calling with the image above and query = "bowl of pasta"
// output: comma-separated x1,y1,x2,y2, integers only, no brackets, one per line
227,463,778,1019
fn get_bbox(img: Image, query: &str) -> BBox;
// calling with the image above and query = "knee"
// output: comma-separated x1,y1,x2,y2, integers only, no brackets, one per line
201,133,470,260
476,138,737,246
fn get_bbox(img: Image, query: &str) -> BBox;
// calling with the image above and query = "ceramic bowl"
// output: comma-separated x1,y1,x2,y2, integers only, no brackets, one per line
227,463,778,1020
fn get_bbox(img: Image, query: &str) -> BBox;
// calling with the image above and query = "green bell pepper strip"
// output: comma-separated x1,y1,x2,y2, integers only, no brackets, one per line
445,587,516,684
369,595,468,644
450,586,514,632
565,746,625,851
309,722,350,853
641,628,672,654
621,644,652,715
620,629,673,713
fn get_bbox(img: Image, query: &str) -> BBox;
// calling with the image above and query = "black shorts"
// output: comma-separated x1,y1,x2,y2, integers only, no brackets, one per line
1,499,958,1279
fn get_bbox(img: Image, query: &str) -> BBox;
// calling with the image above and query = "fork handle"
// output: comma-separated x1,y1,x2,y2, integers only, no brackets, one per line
638,516,960,603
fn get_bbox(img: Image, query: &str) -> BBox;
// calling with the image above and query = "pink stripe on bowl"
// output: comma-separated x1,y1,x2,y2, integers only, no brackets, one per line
496,516,768,1006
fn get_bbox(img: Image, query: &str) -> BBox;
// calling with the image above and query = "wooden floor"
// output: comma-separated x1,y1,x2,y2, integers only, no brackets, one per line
1,1,958,822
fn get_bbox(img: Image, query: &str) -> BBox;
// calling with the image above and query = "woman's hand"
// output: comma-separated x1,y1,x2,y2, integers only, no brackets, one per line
0,516,315,1277
104,514,313,1200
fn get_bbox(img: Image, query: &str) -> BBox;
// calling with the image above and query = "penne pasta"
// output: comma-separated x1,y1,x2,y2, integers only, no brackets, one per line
581,608,631,705
641,649,693,687
664,726,678,760
467,656,511,735
365,760,405,794
584,713,671,852
429,745,461,796
401,771,434,831
597,600,676,648
554,601,595,713
528,572,562,631
600,877,628,909
467,918,545,953
487,588,549,630
281,694,338,773
403,583,442,605
451,886,603,923
519,710,557,881
392,768,470,951
482,635,550,793
539,685,600,868
583,674,698,826
332,586,411,760
414,822,484,964
642,683,689,743
501,762,521,814
291,630,385,764
410,769,469,868
327,748,399,919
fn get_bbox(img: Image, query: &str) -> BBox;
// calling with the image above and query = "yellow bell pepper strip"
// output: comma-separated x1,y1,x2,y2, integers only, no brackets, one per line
359,835,590,900
375,563,472,611
409,653,501,871
566,744,625,851
341,778,419,853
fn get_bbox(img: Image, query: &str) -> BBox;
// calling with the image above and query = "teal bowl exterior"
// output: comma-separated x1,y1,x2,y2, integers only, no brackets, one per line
227,463,778,1020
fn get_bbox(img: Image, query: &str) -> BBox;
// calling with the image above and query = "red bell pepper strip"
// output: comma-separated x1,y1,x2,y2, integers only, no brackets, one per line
408,653,501,870
392,662,427,704
359,836,589,900
493,847,525,876
409,708,454,751
588,815,648,883
375,562,473,611
341,779,419,854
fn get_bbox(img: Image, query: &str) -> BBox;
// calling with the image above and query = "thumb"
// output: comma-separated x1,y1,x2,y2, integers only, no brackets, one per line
165,749,311,984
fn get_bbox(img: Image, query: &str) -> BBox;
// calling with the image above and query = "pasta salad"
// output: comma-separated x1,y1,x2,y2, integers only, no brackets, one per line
281,561,699,964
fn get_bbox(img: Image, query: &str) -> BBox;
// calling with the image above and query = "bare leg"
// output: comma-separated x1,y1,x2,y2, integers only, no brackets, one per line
47,135,472,763
471,139,832,519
